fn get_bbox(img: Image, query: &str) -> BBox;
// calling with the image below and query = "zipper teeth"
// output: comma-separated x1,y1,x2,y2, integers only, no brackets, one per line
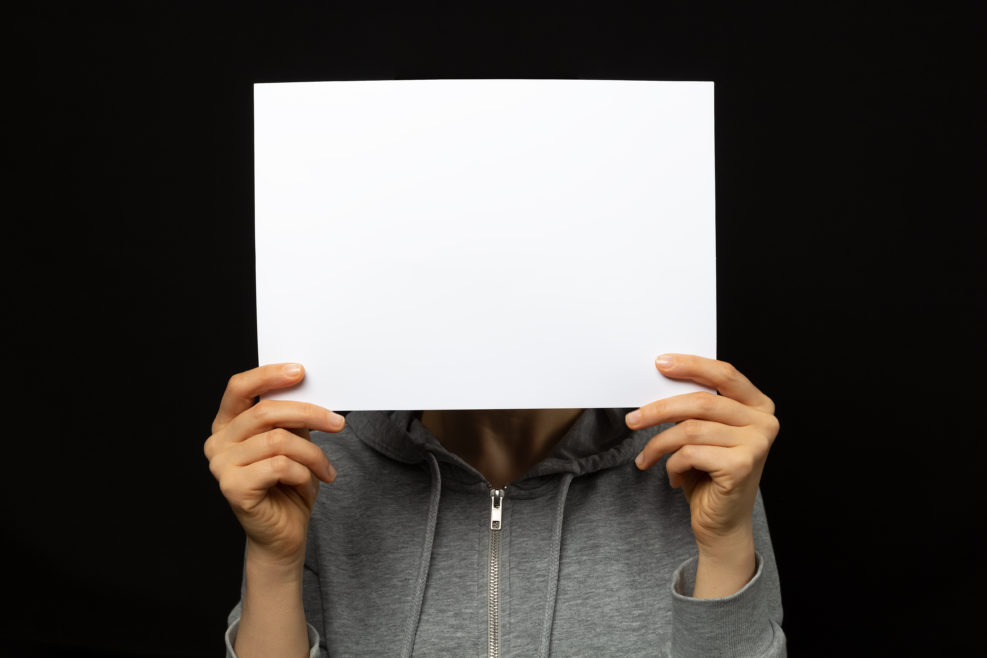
488,527,501,658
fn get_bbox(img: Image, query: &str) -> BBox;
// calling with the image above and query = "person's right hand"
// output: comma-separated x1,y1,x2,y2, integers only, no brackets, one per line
204,363,345,566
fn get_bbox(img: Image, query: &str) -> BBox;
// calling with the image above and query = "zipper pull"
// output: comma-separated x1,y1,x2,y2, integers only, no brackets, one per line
490,488,505,530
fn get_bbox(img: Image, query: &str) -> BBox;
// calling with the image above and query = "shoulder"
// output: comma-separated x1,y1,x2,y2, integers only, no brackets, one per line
309,423,431,505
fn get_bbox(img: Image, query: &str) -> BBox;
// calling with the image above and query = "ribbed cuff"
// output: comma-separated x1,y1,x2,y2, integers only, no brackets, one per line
224,616,324,658
668,550,784,657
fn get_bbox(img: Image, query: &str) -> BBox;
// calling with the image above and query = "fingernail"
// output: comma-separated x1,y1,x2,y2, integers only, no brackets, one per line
626,410,641,426
327,464,337,481
655,355,674,368
283,363,302,377
330,412,345,430
634,452,645,468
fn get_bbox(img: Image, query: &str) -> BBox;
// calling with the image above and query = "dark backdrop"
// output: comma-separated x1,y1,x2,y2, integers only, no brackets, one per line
9,2,984,656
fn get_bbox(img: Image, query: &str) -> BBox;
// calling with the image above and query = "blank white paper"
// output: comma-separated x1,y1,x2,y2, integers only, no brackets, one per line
255,79,716,411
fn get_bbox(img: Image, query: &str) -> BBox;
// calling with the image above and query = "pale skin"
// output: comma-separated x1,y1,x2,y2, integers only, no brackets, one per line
205,354,779,656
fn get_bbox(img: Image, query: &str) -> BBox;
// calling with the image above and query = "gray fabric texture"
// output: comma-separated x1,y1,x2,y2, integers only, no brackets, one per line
225,407,786,657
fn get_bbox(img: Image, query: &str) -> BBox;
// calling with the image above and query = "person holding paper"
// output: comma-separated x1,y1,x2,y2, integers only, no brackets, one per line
205,353,785,657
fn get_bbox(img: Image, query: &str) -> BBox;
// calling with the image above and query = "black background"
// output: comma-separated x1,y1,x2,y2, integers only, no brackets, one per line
8,2,985,656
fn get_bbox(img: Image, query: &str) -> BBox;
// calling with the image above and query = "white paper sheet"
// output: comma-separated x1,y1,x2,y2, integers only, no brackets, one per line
255,79,716,410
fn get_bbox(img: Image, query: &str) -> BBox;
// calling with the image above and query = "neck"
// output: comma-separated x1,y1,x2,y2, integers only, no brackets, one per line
419,409,584,488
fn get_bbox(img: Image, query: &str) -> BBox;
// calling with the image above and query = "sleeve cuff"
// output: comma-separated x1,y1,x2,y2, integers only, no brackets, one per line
225,616,324,658
668,550,785,657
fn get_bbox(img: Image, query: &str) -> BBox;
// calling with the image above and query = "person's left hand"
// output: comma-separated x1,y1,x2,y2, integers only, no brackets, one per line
625,354,780,554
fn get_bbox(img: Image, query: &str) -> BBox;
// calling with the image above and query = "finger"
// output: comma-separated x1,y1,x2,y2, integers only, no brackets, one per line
634,420,746,470
223,399,345,444
664,444,756,492
654,354,775,414
213,363,307,433
295,472,320,510
226,428,335,482
625,391,758,431
275,471,320,511
224,455,317,511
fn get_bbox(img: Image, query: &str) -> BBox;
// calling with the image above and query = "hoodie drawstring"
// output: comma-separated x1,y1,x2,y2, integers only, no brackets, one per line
537,471,574,658
400,452,442,658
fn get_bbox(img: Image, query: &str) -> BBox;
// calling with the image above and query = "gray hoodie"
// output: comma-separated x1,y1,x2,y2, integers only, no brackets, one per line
225,408,786,657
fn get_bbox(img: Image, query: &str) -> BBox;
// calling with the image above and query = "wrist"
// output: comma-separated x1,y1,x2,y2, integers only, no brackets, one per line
238,541,310,657
693,531,756,599
245,538,306,583
694,518,754,560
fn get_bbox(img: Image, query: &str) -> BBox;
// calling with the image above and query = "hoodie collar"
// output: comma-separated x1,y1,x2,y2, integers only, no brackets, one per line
345,408,664,489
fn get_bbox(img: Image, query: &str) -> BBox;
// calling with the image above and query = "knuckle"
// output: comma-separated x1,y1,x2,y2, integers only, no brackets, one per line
264,429,288,452
765,414,781,439
208,453,227,480
227,372,244,395
719,360,739,383
763,395,777,416
751,433,772,458
218,472,239,501
680,419,704,440
696,392,717,414
253,399,275,424
270,454,291,475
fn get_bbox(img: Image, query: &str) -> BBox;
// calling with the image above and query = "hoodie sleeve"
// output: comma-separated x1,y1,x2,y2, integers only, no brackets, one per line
664,488,787,657
222,559,327,658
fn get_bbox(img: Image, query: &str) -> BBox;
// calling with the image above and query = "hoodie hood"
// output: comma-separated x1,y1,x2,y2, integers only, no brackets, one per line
345,407,660,491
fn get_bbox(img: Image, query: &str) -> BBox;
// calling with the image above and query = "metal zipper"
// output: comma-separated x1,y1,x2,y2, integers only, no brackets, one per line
488,486,506,658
